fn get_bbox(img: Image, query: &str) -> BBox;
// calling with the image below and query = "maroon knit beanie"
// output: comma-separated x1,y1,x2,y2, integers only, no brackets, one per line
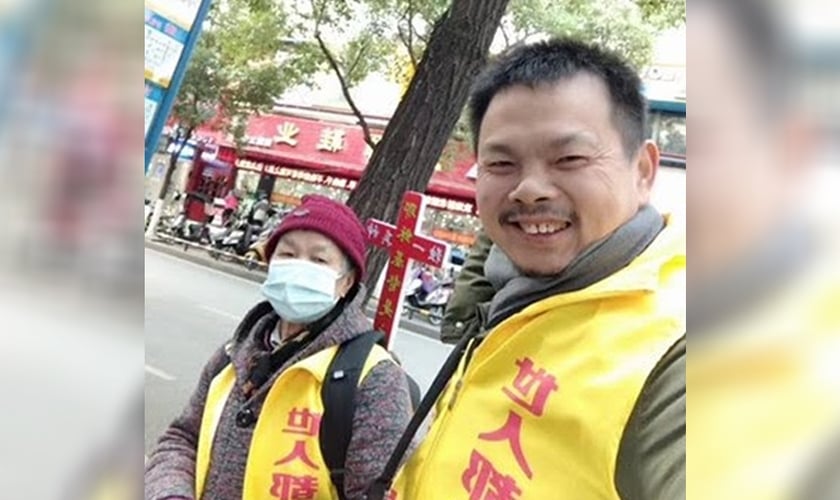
265,195,368,278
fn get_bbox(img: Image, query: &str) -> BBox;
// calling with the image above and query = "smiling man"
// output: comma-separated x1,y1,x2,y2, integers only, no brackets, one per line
475,71,653,276
375,40,686,500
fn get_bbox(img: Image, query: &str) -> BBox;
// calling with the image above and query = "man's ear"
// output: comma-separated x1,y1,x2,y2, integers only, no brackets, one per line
635,140,660,204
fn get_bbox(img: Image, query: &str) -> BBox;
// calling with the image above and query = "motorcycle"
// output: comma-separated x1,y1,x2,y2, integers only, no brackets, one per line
208,214,258,259
403,273,454,326
165,212,208,247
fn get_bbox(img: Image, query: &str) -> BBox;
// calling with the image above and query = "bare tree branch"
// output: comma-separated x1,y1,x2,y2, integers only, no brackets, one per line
520,27,540,44
502,26,540,51
397,24,419,69
415,30,429,45
309,0,326,31
314,33,375,148
499,19,512,48
346,37,369,80
413,9,437,47
407,0,418,68
180,92,201,131
393,0,419,70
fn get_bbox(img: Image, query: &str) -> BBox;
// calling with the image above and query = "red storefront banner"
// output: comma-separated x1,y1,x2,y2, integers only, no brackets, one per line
194,112,477,210
235,158,358,191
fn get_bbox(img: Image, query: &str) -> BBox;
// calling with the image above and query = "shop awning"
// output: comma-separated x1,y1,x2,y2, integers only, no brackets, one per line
193,111,478,204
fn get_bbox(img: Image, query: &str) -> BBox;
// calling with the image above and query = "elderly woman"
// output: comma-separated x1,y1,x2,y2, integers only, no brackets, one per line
145,195,414,500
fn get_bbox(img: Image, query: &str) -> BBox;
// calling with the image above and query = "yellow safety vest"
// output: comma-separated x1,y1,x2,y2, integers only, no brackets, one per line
688,248,840,500
392,217,685,500
196,343,392,500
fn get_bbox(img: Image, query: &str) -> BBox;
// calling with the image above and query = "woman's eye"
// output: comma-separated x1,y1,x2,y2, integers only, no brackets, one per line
278,252,294,258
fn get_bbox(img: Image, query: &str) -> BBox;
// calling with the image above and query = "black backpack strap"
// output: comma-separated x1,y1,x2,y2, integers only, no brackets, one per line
320,330,384,500
366,330,479,500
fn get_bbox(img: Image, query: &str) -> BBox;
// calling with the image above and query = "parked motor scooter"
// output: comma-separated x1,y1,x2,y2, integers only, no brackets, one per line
403,273,454,326
167,210,208,244
208,214,256,259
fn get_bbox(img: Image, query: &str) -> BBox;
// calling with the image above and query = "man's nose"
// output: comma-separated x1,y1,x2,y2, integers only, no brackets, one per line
508,166,557,205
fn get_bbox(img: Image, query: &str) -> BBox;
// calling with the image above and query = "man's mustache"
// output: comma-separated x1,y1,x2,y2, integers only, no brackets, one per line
498,204,577,224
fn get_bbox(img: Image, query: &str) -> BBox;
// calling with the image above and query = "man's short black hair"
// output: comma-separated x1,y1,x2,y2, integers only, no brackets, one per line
468,38,647,158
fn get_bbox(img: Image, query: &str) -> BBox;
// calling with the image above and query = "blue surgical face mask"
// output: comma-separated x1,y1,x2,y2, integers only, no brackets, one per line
261,259,343,324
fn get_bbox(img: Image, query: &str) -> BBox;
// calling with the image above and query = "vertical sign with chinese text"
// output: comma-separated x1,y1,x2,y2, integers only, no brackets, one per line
144,0,212,171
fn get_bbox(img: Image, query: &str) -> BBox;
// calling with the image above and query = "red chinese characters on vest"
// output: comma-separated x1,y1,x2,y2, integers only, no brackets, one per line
461,357,559,499
275,441,320,470
478,412,532,479
502,358,559,417
270,474,319,500
461,450,523,500
271,407,323,500
283,408,322,437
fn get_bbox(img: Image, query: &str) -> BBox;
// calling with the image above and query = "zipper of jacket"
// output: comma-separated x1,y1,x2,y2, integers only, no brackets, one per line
445,336,482,411
411,335,483,493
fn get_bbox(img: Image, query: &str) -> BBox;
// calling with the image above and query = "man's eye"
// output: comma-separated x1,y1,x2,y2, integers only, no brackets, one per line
557,156,587,165
487,160,514,168
278,251,294,258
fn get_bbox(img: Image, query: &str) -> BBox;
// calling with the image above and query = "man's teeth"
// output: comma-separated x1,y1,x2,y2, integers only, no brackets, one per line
519,222,568,234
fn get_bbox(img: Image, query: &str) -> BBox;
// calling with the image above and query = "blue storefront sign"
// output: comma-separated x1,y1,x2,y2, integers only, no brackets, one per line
144,0,213,172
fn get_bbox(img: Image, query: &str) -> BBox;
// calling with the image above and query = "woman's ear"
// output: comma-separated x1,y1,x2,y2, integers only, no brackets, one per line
336,271,356,298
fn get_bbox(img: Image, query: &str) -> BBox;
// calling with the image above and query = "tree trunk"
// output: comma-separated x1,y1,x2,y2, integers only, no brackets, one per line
346,0,510,301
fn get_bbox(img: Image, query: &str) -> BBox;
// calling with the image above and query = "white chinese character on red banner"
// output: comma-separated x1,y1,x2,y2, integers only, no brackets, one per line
317,128,346,153
275,122,300,147
382,231,393,248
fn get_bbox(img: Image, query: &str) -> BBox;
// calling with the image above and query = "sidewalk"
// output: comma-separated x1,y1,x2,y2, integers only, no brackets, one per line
144,236,267,283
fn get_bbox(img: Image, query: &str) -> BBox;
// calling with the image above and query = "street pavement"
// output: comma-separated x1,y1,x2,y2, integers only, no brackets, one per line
145,248,454,454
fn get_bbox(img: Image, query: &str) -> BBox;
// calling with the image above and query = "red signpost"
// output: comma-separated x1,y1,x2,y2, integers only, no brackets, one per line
367,191,450,348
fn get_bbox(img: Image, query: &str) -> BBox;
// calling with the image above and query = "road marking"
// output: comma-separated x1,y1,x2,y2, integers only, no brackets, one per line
200,305,241,320
145,364,176,381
